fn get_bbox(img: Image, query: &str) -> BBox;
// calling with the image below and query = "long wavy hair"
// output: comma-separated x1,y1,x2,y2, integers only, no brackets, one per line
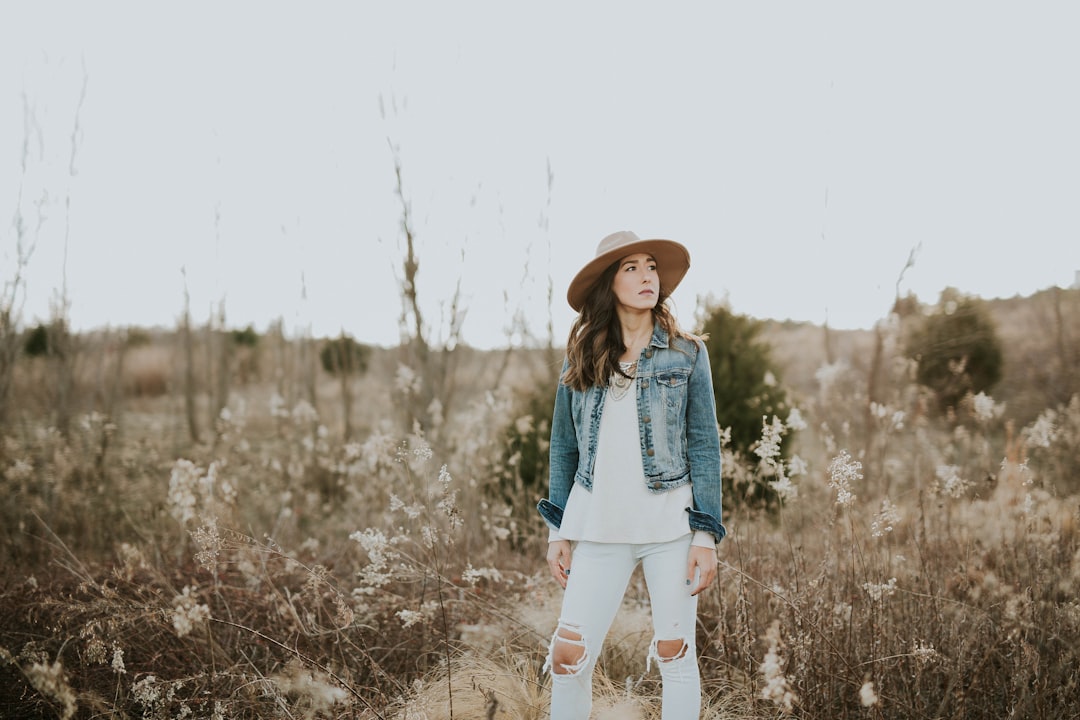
562,258,694,391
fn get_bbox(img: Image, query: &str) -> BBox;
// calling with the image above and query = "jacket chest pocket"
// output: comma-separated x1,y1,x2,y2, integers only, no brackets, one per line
654,370,689,410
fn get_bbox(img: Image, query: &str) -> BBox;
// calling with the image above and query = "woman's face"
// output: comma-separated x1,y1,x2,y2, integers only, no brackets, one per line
611,252,660,313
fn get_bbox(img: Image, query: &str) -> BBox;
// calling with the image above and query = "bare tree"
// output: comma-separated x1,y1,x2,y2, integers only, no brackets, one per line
42,63,89,437
298,272,318,419
207,298,229,441
2,70,90,434
494,160,560,381
863,245,920,494
338,333,354,441
321,332,370,441
0,92,49,430
0,242,32,430
180,268,200,444
389,142,466,441
541,158,558,371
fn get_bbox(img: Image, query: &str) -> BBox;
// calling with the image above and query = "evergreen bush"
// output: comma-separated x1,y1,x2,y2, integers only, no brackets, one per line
904,291,1003,413
699,303,792,510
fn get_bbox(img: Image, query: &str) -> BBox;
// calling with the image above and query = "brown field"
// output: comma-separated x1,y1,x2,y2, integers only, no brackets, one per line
1,288,1079,719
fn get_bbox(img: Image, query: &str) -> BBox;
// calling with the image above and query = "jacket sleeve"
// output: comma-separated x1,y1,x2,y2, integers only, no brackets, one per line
685,338,726,544
537,359,577,530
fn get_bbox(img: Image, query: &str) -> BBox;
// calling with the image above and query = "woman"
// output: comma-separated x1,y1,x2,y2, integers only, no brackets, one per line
537,230,726,719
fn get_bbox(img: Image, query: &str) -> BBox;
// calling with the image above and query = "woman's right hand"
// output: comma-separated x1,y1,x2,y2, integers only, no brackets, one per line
547,540,573,589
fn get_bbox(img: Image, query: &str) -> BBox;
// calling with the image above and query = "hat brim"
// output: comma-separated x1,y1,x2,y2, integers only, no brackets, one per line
567,238,690,312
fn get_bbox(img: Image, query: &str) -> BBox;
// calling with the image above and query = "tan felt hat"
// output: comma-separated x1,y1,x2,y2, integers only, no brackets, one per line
566,230,690,312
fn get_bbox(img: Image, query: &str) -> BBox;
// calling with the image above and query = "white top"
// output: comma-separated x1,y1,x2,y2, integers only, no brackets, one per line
550,374,714,548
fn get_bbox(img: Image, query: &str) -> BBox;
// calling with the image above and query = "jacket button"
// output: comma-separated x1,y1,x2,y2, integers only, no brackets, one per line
651,481,662,489
643,415,651,423
646,448,655,456
641,379,650,389
645,349,653,358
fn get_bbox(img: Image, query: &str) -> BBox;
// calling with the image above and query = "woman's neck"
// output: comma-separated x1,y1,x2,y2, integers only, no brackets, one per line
618,310,654,362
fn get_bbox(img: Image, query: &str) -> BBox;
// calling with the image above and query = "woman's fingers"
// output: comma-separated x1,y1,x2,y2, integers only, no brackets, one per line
547,540,572,589
550,558,567,589
694,563,717,596
688,545,718,596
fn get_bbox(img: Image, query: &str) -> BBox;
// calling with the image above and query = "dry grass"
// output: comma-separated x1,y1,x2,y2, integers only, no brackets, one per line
2,310,1080,718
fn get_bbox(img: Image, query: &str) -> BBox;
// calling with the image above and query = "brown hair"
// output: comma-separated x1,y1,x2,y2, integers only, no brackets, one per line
562,259,695,391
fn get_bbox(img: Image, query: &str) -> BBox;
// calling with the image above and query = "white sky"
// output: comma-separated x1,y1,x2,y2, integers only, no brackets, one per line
3,1,1079,349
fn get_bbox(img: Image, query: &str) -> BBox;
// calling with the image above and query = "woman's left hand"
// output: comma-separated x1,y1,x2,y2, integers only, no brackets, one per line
687,545,718,596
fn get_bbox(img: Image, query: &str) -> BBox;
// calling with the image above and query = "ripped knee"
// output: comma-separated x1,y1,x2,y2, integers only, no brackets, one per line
648,636,691,670
545,621,589,676
655,638,689,661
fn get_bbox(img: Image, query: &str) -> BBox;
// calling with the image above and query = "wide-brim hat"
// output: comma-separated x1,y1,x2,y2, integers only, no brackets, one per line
567,230,690,312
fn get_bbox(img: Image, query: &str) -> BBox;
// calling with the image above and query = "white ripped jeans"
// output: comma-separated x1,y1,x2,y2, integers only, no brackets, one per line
545,535,700,719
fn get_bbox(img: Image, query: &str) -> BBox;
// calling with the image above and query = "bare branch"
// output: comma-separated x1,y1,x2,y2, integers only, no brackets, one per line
895,243,921,303
389,139,427,355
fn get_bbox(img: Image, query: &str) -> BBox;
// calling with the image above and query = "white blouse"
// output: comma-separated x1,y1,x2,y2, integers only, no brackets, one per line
550,375,714,548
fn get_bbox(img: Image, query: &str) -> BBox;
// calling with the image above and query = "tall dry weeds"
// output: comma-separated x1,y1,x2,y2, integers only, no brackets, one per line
2,303,1080,718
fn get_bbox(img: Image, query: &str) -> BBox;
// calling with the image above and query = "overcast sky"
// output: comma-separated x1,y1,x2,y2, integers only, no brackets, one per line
3,1,1079,349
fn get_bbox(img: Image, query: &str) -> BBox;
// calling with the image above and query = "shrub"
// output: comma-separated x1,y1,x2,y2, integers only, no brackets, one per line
125,328,152,348
905,291,1003,414
229,324,259,348
319,335,370,376
699,304,791,456
493,380,555,536
22,323,51,357
699,303,793,510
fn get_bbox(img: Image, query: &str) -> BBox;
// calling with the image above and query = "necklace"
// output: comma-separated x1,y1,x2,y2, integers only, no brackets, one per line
609,360,637,401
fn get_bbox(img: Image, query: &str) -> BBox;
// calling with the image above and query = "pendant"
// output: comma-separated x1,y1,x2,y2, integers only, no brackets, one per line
610,366,635,401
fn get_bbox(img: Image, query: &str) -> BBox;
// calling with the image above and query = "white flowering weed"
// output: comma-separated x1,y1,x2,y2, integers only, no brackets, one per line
25,660,76,720
785,407,807,431
111,644,126,675
870,401,906,431
167,460,234,527
167,460,201,525
394,363,422,396
4,458,33,483
290,399,319,426
871,498,903,538
1025,409,1057,449
396,609,425,628
751,414,804,501
171,586,211,638
271,660,350,714
970,391,1005,423
863,577,898,602
827,451,861,507
754,415,785,466
759,620,798,713
911,640,940,667
859,679,879,707
461,564,503,586
934,465,970,498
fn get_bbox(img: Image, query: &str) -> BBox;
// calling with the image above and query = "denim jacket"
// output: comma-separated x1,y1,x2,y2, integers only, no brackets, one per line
537,325,727,544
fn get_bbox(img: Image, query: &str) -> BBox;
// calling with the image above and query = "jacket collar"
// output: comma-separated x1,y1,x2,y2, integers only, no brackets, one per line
650,323,670,348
